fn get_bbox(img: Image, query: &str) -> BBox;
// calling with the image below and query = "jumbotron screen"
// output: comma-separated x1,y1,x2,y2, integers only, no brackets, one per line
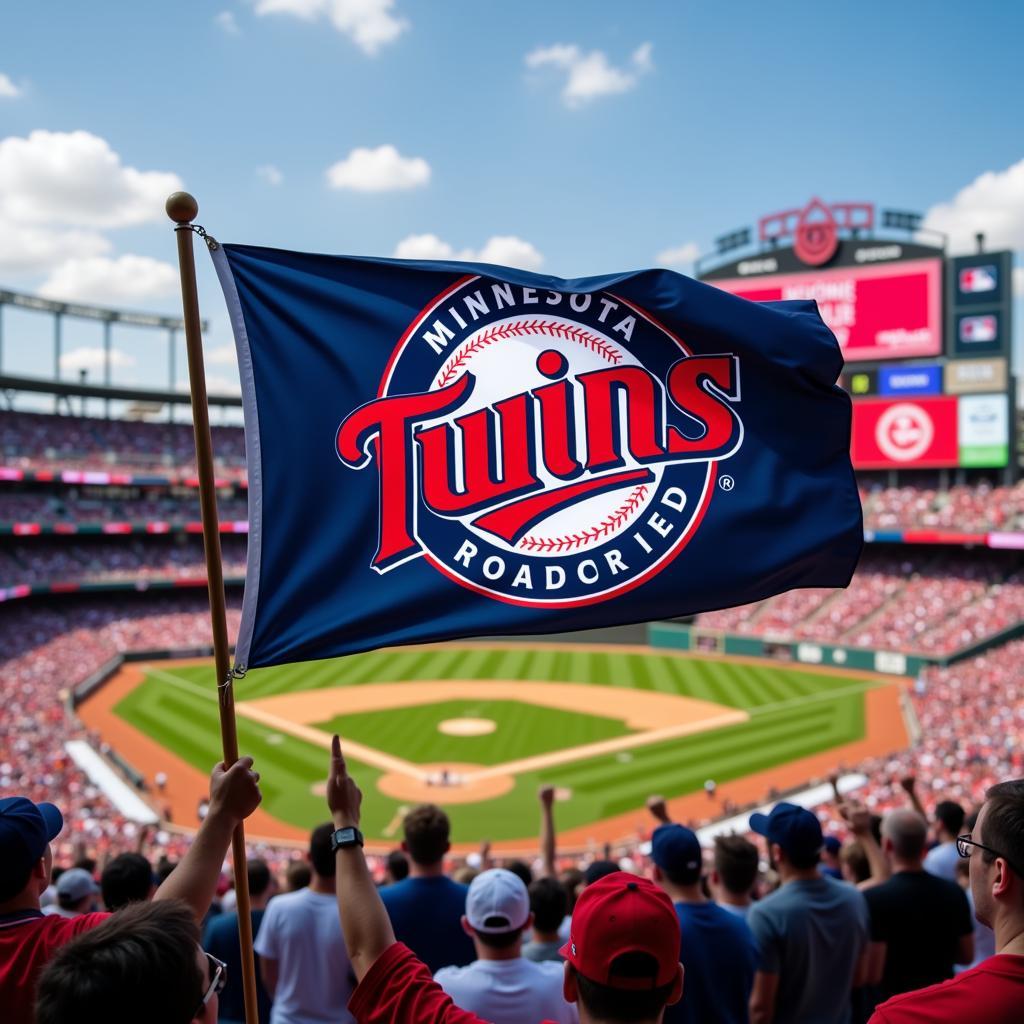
709,258,943,363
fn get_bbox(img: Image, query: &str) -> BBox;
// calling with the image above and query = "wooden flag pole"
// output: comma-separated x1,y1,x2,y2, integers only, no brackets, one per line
166,191,260,1024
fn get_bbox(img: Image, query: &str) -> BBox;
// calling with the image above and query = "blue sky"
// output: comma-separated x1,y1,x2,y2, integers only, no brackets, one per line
0,0,1022,400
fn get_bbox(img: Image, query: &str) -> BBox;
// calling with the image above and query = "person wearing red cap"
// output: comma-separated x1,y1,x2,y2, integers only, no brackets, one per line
325,735,684,1024
0,756,262,1024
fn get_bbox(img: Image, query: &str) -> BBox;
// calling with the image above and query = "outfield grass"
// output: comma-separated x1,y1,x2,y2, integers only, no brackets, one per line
114,647,874,842
314,699,633,765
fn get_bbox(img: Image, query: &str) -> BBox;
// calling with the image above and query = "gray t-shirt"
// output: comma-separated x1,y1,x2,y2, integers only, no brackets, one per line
747,876,869,1024
522,938,564,962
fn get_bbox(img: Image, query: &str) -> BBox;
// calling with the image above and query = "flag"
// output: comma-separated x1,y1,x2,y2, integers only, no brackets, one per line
210,244,862,670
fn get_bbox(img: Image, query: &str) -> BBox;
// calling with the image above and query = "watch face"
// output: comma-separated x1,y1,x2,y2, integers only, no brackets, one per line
332,827,363,850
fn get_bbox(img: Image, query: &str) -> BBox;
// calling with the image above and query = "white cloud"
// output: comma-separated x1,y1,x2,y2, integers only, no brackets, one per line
656,241,700,267
393,233,544,271
923,158,1024,254
525,42,653,108
256,164,283,185
0,73,21,99
326,144,429,192
253,0,408,55
215,10,240,33
0,130,183,228
38,255,178,304
0,219,110,273
59,346,136,373
206,343,239,366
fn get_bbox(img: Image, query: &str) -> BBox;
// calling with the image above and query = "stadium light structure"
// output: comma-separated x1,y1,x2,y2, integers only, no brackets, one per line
0,287,207,420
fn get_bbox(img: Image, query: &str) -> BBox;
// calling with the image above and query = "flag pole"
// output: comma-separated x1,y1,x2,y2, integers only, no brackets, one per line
166,191,260,1024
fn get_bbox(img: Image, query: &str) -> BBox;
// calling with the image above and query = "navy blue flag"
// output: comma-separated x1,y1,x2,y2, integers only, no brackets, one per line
211,244,862,670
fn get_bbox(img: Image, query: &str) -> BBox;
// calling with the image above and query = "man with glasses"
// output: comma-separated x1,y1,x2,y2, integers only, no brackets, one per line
869,779,1024,1022
34,899,227,1023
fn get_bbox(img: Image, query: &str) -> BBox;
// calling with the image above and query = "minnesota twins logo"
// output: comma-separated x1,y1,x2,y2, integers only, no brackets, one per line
336,276,744,607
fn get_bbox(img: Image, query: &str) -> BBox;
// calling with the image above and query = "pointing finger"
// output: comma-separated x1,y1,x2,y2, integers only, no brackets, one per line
331,734,346,770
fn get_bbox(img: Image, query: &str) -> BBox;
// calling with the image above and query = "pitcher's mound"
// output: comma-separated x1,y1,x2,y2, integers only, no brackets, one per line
438,717,496,736
376,763,515,804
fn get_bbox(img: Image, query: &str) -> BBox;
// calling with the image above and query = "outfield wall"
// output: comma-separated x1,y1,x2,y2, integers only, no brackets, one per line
647,621,934,677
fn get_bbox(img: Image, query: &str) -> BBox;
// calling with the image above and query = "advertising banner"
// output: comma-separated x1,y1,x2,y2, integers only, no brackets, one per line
944,358,1008,395
878,365,941,396
852,394,1009,469
711,258,943,362
852,396,958,468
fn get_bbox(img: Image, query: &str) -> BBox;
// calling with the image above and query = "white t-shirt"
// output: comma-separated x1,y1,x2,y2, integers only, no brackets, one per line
253,887,355,1024
434,957,577,1024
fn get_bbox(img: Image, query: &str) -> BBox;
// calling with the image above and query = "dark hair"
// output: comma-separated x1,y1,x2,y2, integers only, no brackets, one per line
285,860,311,892
713,834,759,895
0,862,35,903
574,953,675,1023
529,877,568,934
981,780,1024,878
505,859,533,888
840,840,870,883
935,800,966,837
785,846,821,871
385,850,409,883
560,868,584,914
101,853,154,911
35,899,204,1024
402,804,450,866
584,860,619,886
309,823,336,878
473,925,525,950
156,857,176,885
247,858,271,898
73,856,97,876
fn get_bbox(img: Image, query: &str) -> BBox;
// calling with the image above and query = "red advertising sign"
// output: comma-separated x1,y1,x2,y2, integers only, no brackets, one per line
851,396,958,468
711,258,942,362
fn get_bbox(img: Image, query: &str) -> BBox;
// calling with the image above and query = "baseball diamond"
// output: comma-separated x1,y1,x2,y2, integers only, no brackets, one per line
76,642,908,852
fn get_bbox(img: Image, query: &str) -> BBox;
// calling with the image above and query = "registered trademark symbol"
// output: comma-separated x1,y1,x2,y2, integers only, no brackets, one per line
719,475,735,492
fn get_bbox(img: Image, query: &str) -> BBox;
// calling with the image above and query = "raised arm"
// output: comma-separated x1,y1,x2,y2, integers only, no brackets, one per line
841,801,889,887
153,757,262,921
899,775,927,821
538,785,557,878
326,734,396,981
646,794,673,826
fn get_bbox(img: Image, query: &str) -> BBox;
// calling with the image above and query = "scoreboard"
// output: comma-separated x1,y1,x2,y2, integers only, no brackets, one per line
698,198,1015,472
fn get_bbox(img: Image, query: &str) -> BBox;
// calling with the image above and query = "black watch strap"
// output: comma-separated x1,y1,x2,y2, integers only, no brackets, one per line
330,826,364,851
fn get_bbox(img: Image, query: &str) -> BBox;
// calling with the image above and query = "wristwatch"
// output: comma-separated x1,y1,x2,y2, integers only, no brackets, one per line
330,826,365,851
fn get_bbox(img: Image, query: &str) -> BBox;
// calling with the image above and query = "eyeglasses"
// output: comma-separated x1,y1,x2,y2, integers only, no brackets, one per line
956,834,1024,878
193,951,228,1017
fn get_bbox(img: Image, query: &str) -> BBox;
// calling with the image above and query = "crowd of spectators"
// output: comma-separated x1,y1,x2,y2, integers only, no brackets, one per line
0,536,248,587
696,551,1024,655
3,734,1022,1022
860,479,1024,533
0,489,248,525
0,410,246,477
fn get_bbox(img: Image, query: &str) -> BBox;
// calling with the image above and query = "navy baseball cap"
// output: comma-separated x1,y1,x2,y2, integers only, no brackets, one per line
749,802,823,858
650,824,702,876
0,797,64,882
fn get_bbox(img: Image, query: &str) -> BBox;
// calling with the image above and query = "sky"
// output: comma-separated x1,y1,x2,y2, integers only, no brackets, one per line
1,0,1022,408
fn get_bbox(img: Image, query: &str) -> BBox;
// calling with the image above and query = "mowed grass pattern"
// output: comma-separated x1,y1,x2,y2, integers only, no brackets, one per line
114,647,873,842
315,700,633,765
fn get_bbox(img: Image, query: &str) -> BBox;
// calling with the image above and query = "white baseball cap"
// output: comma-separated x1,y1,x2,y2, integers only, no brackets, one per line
466,868,530,934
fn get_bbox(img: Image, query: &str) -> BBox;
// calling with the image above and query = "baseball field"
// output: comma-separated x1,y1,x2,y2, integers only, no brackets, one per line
78,642,909,851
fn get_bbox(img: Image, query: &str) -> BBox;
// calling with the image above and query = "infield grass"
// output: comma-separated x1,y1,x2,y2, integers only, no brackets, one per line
114,646,874,842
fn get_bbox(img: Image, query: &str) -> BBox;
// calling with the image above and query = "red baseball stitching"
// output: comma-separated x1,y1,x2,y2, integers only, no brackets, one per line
517,485,649,553
435,319,621,388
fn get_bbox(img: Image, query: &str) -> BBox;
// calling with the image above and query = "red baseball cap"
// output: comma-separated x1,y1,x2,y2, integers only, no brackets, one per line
559,871,680,989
